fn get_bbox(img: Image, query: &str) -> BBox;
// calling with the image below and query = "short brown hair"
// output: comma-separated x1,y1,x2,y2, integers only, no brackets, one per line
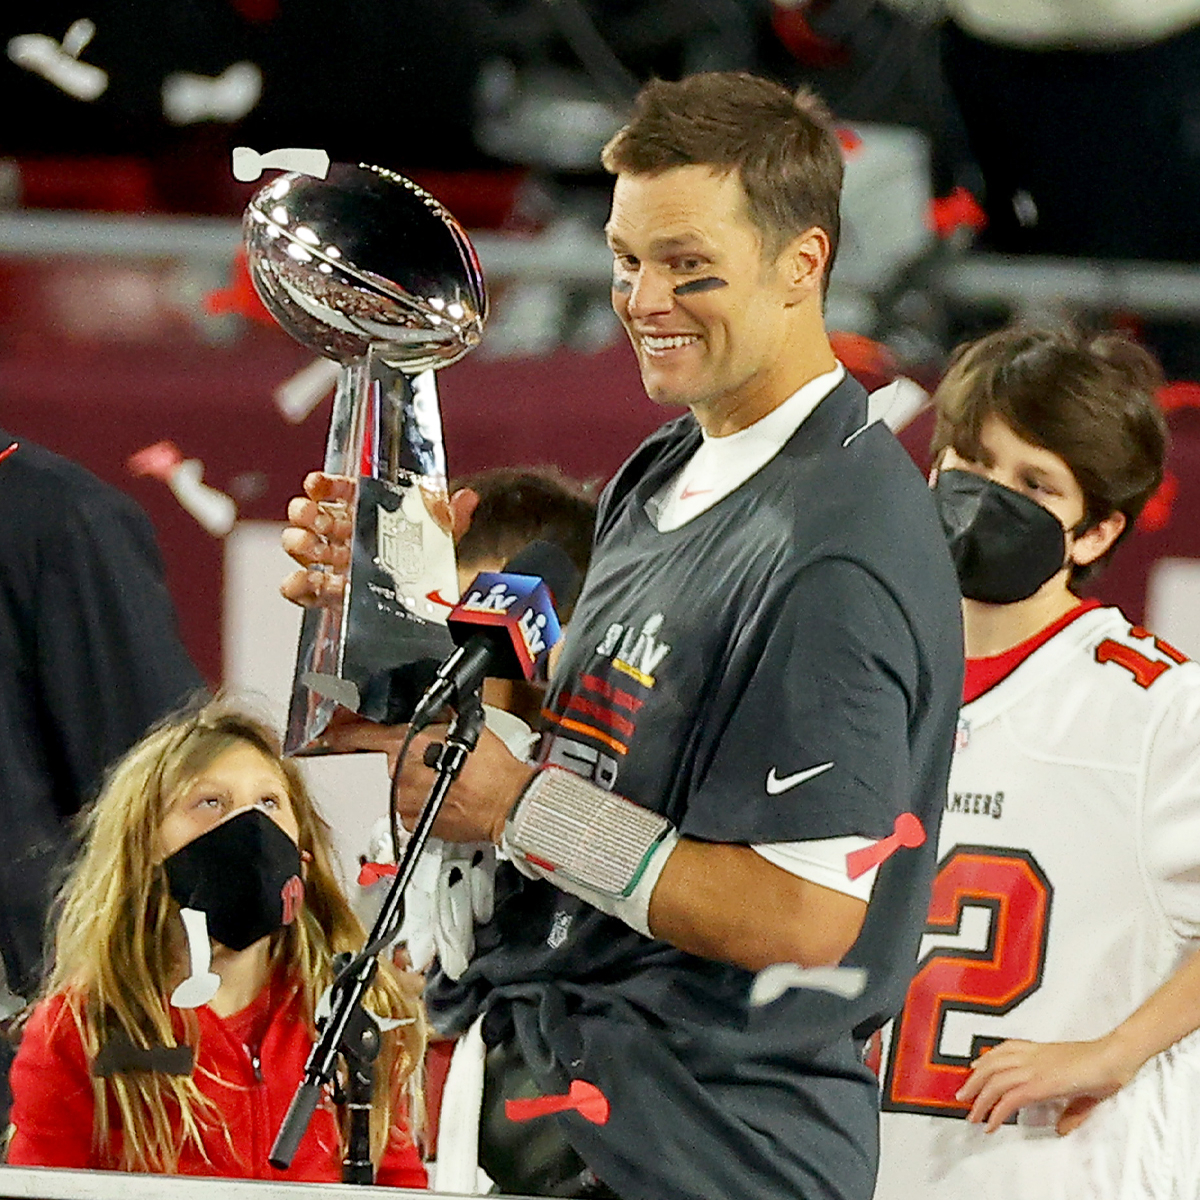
601,72,843,274
930,324,1168,582
453,466,597,581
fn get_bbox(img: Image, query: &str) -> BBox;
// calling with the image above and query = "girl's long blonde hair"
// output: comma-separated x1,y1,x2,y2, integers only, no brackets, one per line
41,697,424,1173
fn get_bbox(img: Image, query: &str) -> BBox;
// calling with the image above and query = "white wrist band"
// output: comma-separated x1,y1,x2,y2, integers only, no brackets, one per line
502,766,678,937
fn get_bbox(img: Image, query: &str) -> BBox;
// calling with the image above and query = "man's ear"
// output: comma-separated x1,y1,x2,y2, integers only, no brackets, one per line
779,226,830,301
1071,510,1126,568
449,487,481,542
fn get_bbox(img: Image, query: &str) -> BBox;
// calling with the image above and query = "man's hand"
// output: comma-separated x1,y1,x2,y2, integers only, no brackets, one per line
957,1036,1137,1134
280,471,355,605
327,716,535,846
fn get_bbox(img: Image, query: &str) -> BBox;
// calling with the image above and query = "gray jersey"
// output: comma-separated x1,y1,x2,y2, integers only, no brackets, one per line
428,377,963,1200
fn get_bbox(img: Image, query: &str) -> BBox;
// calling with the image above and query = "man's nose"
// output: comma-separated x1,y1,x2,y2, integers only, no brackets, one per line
625,268,675,318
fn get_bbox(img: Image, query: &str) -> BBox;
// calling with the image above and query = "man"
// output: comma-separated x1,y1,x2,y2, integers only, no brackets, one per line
284,73,962,1200
0,431,202,1120
874,325,1200,1199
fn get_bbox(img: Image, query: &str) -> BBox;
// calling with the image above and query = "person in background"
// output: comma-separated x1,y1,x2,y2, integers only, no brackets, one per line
0,431,202,1124
4,698,427,1186
354,464,599,957
874,324,1200,1199
447,465,597,725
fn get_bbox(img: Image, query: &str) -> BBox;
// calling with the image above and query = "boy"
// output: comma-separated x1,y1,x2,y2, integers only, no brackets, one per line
875,325,1200,1199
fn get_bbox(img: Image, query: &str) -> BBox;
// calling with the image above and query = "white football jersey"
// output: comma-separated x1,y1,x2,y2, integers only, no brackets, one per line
875,605,1200,1200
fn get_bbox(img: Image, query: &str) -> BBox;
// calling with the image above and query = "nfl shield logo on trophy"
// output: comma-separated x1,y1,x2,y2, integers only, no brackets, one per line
376,503,423,588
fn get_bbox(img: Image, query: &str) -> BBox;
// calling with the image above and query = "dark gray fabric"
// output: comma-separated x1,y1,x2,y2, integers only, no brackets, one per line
429,378,963,1200
480,1038,623,1198
0,430,202,1000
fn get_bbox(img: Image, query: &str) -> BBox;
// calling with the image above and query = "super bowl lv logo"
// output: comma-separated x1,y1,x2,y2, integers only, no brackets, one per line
519,608,549,659
541,612,671,789
596,612,671,687
461,583,519,613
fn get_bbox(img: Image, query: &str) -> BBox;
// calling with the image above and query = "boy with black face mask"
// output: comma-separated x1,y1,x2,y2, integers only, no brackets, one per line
874,325,1200,1200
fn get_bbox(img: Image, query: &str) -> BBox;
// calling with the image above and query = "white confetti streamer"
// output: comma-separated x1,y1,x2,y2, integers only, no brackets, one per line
8,26,108,101
163,61,262,125
749,962,868,1006
232,145,331,183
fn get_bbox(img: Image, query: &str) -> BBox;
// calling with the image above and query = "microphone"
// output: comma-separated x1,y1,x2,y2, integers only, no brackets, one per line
408,540,580,732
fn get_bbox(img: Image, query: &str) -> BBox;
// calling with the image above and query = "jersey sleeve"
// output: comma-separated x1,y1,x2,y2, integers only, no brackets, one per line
6,995,98,1168
35,487,203,813
1141,671,1200,938
682,557,920,847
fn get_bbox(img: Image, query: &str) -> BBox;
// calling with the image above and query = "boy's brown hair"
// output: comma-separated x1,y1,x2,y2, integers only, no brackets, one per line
601,72,843,279
453,465,596,583
930,324,1168,583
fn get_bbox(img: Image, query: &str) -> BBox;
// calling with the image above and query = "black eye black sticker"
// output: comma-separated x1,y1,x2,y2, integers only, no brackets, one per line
674,277,728,295
611,276,632,293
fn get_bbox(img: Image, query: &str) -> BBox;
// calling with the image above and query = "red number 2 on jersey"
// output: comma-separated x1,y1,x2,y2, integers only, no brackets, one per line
881,846,1053,1117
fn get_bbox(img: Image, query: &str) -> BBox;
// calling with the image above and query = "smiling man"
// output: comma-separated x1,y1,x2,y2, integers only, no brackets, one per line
284,71,963,1200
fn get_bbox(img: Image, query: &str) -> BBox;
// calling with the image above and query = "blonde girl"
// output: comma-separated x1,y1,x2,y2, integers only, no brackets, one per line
4,698,426,1185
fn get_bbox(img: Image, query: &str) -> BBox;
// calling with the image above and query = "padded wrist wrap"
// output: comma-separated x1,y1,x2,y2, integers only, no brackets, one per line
504,766,674,898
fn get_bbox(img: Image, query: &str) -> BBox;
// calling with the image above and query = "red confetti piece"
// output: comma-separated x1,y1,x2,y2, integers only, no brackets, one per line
505,1079,610,1126
1137,469,1179,534
0,441,19,465
927,187,988,238
357,861,398,887
836,127,863,157
1157,381,1200,413
203,247,276,327
845,812,925,880
127,440,183,482
772,4,850,70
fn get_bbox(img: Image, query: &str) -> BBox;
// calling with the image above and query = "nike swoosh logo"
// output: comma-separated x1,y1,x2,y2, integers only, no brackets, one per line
680,484,713,501
426,589,456,608
766,762,834,795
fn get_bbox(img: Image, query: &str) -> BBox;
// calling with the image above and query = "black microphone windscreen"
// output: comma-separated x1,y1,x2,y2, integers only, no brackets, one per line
503,540,582,614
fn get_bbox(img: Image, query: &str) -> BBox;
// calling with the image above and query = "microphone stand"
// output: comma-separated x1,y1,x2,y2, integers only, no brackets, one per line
270,697,488,1181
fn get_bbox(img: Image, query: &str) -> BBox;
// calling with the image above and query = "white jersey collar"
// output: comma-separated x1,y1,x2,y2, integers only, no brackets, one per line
962,605,1125,726
648,363,846,532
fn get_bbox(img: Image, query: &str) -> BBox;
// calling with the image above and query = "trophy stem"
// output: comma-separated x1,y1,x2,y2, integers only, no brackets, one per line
285,350,458,754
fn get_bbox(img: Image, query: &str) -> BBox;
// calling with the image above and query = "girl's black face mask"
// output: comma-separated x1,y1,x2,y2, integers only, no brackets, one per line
932,469,1073,605
163,806,304,951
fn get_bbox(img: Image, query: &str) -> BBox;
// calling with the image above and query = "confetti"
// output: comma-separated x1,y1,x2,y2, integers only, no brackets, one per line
128,441,238,537
204,247,276,327
274,356,340,423
7,25,108,101
749,963,868,1006
1137,469,1178,534
845,812,925,881
162,62,262,125
314,984,413,1031
928,186,988,238
128,440,184,482
357,861,398,887
505,1079,610,1125
231,146,331,183
0,441,19,465
170,907,221,1009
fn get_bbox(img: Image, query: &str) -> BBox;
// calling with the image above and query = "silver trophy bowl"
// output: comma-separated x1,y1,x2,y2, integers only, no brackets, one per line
244,163,488,752
245,162,487,368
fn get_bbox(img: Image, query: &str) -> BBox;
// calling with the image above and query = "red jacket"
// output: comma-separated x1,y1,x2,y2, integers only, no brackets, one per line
6,974,426,1188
